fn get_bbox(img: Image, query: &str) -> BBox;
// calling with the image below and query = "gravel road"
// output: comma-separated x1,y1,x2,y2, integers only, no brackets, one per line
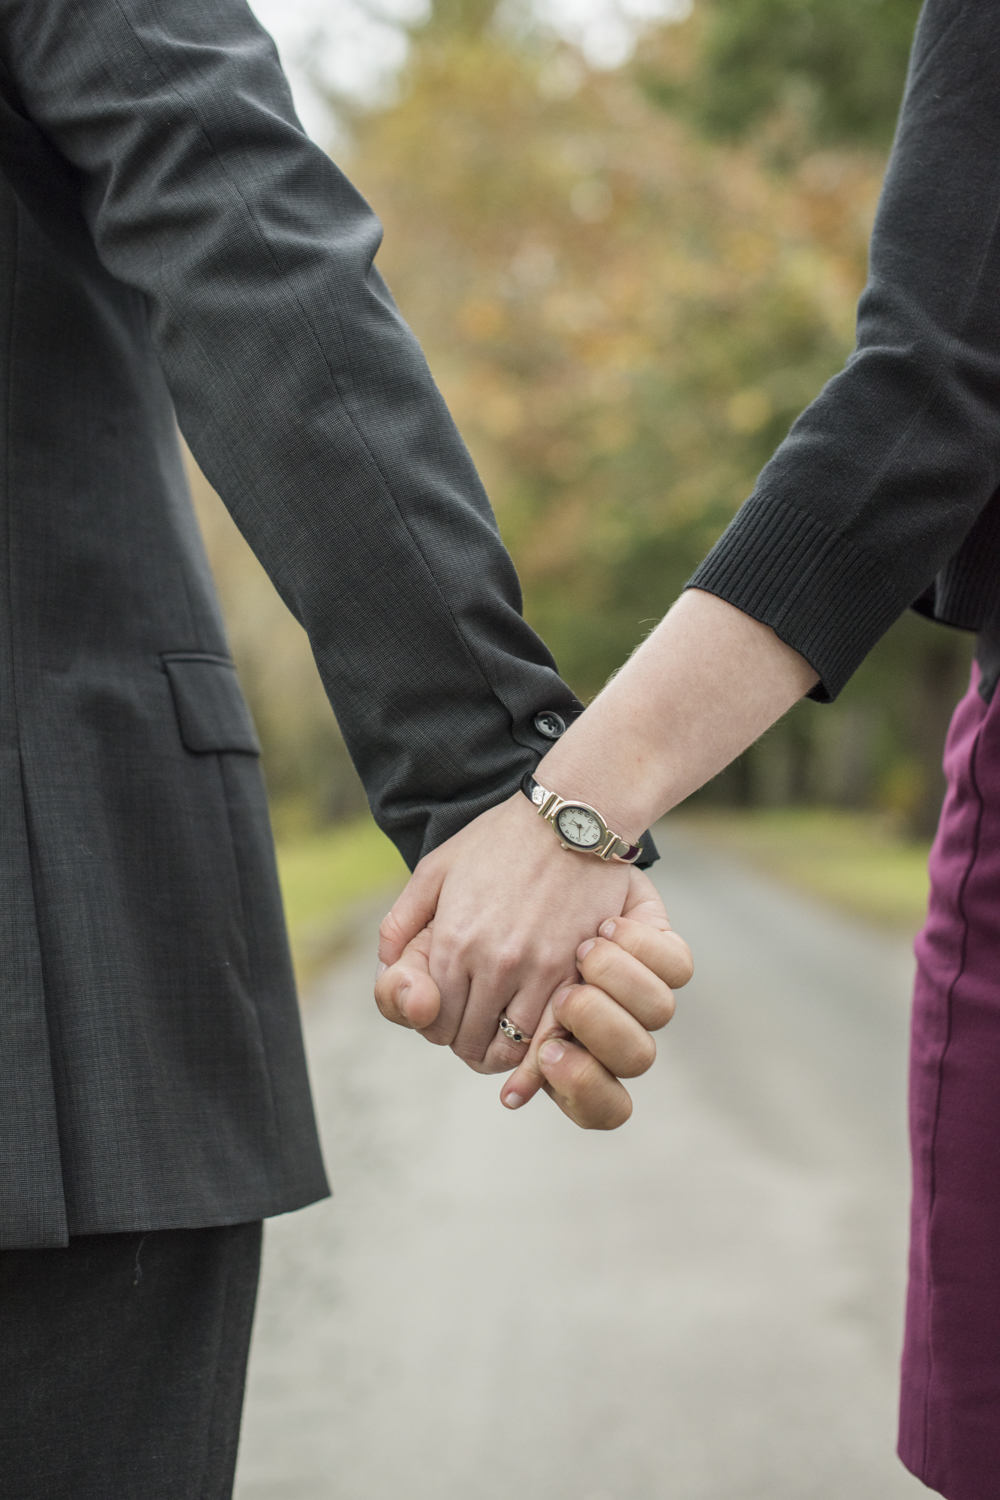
234,820,929,1500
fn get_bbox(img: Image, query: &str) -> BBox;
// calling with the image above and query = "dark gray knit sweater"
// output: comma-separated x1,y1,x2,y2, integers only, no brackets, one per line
688,0,1000,702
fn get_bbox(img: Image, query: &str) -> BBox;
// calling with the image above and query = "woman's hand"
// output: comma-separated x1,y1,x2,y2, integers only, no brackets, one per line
377,789,639,1072
375,863,692,1128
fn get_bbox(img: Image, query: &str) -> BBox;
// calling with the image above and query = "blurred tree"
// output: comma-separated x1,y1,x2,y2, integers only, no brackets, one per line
189,0,965,837
341,0,969,829
346,18,881,699
668,0,969,828
644,0,923,149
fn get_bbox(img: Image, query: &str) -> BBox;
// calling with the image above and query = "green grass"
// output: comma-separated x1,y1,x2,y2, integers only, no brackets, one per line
671,807,933,932
276,815,408,980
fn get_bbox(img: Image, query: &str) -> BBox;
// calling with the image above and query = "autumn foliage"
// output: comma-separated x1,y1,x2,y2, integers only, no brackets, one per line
349,20,882,695
197,0,967,833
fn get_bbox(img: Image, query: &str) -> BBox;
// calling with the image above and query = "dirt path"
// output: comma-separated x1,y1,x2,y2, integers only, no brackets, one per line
234,822,927,1499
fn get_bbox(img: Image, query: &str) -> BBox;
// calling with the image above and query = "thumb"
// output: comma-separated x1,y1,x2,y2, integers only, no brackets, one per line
378,854,446,965
374,924,442,1033
620,866,673,930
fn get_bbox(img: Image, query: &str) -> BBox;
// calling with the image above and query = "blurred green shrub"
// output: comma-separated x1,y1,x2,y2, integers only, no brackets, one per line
655,0,923,148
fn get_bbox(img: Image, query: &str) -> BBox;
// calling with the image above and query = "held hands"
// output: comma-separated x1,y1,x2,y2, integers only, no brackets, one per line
374,592,818,1126
374,791,693,1128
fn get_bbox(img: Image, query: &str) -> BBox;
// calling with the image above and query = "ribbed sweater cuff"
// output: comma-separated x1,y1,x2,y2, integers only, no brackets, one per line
686,495,905,702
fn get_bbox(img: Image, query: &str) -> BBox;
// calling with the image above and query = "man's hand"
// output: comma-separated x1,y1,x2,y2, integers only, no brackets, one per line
500,884,692,1126
375,865,692,1128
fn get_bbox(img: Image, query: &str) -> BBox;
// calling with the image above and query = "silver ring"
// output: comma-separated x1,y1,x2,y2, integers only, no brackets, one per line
498,1013,532,1045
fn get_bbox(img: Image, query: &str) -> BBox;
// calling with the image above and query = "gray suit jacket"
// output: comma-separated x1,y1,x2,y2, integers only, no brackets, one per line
0,0,588,1249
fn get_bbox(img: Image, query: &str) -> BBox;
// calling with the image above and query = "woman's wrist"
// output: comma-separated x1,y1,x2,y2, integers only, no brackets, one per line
531,738,664,847
532,590,818,840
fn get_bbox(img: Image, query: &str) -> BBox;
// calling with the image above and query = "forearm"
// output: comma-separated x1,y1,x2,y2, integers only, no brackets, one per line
534,589,819,842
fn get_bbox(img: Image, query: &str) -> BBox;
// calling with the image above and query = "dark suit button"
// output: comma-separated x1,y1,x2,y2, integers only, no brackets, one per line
534,711,566,739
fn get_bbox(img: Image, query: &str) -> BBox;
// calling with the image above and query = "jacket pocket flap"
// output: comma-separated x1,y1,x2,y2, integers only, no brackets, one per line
163,654,262,755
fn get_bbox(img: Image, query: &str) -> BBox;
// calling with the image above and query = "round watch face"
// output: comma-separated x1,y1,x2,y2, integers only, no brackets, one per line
555,804,604,849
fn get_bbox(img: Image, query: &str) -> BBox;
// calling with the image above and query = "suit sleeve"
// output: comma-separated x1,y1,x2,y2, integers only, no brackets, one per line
0,0,586,867
689,0,1000,701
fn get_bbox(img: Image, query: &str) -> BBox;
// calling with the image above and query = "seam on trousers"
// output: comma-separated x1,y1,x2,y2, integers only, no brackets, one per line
922,722,987,1478
199,1225,261,1500
197,1232,235,1500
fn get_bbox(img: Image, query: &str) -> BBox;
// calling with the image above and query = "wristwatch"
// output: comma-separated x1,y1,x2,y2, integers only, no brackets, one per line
520,771,644,864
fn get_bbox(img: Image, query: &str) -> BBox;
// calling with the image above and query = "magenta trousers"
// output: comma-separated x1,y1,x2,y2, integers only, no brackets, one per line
900,663,1000,1496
